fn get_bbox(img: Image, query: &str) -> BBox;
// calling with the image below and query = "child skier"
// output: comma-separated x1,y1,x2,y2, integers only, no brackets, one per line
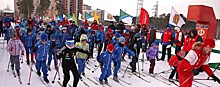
58,27,69,48
87,29,95,58
56,36,89,87
75,34,89,78
96,26,106,55
121,29,130,61
32,33,50,83
7,34,25,76
47,34,60,71
113,36,135,82
168,50,185,82
110,33,121,45
145,40,159,74
103,28,113,51
21,29,36,65
97,44,116,84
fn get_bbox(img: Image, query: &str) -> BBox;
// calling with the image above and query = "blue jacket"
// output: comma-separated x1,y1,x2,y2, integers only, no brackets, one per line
113,44,135,62
2,17,14,27
88,34,95,50
110,38,118,45
48,40,60,53
49,20,57,27
35,41,50,61
146,45,159,59
21,33,36,47
57,32,69,47
70,24,78,33
97,51,117,70
96,30,106,43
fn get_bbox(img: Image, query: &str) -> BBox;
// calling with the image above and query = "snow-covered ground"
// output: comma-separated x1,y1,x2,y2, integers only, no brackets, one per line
0,36,220,87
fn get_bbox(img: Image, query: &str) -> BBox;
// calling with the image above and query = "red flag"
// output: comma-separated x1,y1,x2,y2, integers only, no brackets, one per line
139,8,150,28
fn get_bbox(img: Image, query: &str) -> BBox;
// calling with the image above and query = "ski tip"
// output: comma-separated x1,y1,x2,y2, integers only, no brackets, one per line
27,83,30,85
51,81,54,83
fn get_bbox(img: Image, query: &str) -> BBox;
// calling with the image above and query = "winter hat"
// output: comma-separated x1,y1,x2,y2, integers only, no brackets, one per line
66,36,75,45
166,24,172,28
131,26,135,30
108,28,112,33
15,24,20,28
119,36,126,42
115,33,121,38
107,44,114,51
177,50,186,57
62,27,67,30
88,29,92,33
80,34,88,41
100,26,104,31
203,38,215,48
11,33,17,38
135,33,141,38
150,26,155,29
50,34,56,40
125,29,130,33
153,40,159,46
174,26,180,31
40,33,48,41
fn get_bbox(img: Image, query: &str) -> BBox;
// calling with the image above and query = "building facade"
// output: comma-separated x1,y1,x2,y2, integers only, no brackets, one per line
82,4,92,10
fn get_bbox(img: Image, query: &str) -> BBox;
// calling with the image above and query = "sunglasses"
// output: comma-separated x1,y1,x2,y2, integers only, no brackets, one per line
66,42,74,45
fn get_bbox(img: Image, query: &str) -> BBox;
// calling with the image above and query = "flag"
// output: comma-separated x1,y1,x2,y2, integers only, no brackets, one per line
169,7,186,28
104,10,116,22
85,12,94,21
119,9,133,25
72,13,77,24
94,10,99,24
68,14,72,21
78,13,84,21
63,14,66,19
139,8,150,28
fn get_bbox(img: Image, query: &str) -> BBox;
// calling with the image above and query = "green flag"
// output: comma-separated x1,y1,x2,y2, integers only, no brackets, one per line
72,13,77,24
85,12,92,19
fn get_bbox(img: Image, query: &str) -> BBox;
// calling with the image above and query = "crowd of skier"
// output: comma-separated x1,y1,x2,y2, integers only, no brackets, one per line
0,15,220,87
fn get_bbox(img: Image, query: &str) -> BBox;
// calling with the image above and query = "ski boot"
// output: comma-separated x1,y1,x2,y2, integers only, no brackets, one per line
26,60,30,65
47,65,51,71
113,77,119,82
104,78,108,84
99,80,103,84
16,70,20,76
37,71,41,76
11,64,14,70
82,72,85,77
44,78,49,83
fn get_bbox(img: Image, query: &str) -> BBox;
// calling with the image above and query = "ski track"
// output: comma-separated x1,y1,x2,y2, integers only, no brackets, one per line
0,37,220,87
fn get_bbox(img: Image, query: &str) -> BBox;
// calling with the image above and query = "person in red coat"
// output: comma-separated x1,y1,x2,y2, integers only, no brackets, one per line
122,28,130,61
177,38,220,87
83,19,89,29
173,27,184,54
26,17,35,29
104,28,113,51
168,50,185,81
90,20,98,30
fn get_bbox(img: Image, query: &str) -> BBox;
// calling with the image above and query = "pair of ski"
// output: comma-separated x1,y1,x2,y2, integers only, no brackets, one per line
142,71,171,85
33,71,51,87
94,77,112,87
11,70,22,84
57,81,72,87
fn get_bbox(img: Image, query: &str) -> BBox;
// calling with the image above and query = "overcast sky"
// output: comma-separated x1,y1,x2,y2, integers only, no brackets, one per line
1,0,220,18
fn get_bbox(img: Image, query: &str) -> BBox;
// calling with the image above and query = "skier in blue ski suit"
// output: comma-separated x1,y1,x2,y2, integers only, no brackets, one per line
58,27,69,48
110,33,121,45
69,21,78,36
2,16,14,43
97,44,117,83
21,29,36,64
113,36,135,82
47,34,60,70
96,27,106,55
87,29,95,58
32,33,50,83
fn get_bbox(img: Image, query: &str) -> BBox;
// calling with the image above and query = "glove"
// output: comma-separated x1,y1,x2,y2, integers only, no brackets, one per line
114,62,117,67
211,74,220,84
192,69,199,76
100,62,103,68
21,50,24,55
147,57,150,61
52,42,56,47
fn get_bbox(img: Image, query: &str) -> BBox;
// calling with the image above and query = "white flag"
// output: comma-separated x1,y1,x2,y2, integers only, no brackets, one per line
78,13,84,21
169,7,186,28
104,11,116,22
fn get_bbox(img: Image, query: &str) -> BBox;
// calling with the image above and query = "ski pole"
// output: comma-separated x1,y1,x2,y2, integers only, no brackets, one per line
194,78,214,80
141,52,144,71
7,59,10,72
52,60,62,83
92,65,100,73
207,63,220,80
180,75,193,86
27,62,34,85
122,62,130,78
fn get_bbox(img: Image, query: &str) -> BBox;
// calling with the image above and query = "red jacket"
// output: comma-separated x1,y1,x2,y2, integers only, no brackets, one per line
83,21,89,29
91,23,98,30
147,29,156,42
123,33,130,46
177,48,213,77
26,21,35,29
162,29,172,43
182,35,199,52
169,55,180,67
